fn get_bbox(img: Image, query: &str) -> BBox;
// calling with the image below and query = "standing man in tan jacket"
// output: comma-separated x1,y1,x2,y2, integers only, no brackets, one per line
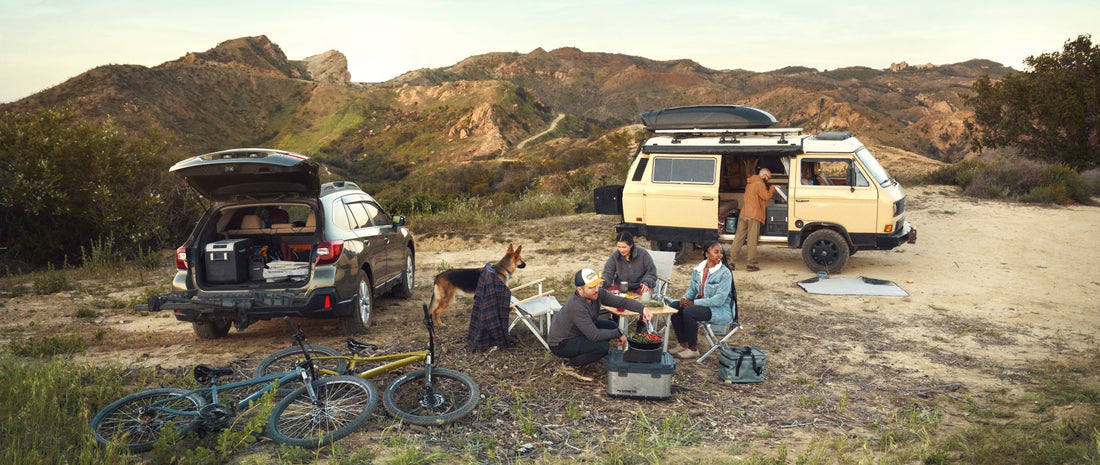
728,168,777,271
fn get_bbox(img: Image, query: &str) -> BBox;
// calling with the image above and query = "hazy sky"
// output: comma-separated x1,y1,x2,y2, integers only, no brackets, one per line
1,0,1097,103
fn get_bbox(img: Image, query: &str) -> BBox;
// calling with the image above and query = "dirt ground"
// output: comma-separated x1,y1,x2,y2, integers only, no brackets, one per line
4,185,1099,462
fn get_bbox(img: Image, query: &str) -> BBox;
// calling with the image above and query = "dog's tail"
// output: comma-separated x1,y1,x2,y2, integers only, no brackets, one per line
425,275,442,315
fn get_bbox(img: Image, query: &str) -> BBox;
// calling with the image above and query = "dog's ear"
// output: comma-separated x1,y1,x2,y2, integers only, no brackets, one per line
507,243,514,253
514,244,522,255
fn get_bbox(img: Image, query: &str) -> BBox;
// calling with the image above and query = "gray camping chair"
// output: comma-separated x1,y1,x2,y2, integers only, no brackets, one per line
697,276,741,362
509,278,562,350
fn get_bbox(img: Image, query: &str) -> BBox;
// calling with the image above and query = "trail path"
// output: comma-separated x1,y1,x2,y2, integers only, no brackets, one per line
516,113,565,149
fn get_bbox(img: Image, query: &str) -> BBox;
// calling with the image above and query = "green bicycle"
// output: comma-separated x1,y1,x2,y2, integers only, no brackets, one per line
255,304,479,426
91,318,378,452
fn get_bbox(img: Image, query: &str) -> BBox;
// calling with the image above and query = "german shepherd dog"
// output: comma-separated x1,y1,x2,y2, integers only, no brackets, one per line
427,243,525,327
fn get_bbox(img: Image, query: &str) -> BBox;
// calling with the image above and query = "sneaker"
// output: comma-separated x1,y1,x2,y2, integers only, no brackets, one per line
746,264,760,272
675,348,700,359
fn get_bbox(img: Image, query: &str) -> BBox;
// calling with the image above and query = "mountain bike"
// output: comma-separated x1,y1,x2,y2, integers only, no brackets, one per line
255,303,479,426
91,318,378,453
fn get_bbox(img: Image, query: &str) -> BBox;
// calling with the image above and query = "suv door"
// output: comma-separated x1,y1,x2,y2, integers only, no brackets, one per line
342,196,399,286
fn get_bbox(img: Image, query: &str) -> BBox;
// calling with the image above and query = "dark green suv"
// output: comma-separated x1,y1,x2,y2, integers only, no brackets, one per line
143,148,415,339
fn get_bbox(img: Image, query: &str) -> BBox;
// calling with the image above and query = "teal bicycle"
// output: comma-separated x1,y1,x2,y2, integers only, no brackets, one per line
91,318,378,452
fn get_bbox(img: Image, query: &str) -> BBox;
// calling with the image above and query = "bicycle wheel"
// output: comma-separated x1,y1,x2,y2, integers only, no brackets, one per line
267,375,378,448
91,388,206,453
254,344,348,395
383,367,480,425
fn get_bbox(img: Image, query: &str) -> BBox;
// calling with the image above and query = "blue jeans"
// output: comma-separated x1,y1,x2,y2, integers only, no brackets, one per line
669,301,712,348
550,319,619,366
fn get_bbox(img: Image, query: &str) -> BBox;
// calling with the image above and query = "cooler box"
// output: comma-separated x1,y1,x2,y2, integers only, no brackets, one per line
205,239,253,283
764,205,788,236
604,350,675,400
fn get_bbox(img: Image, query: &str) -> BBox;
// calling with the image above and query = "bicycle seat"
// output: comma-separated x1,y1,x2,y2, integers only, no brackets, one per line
194,364,234,384
344,338,378,354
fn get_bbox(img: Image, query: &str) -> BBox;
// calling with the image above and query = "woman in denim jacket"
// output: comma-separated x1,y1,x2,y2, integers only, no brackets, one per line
668,241,734,359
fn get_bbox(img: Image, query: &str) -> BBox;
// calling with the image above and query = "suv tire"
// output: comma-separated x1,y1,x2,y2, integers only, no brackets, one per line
392,250,414,299
802,229,850,274
193,319,232,339
339,271,372,334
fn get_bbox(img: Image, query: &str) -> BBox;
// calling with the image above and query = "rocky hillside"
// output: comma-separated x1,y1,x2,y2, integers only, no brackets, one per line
391,47,1012,161
1,35,1003,204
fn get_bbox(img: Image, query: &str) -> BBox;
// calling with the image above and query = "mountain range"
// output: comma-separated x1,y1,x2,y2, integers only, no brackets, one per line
1,35,1009,200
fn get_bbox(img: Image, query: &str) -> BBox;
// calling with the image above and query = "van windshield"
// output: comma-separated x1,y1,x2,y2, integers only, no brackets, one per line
856,148,895,187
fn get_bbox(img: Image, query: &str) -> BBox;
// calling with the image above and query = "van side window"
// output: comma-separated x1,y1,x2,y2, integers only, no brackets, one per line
652,157,716,184
852,165,870,187
630,157,649,182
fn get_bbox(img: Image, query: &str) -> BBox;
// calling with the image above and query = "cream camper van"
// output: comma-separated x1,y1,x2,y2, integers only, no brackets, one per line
594,105,916,273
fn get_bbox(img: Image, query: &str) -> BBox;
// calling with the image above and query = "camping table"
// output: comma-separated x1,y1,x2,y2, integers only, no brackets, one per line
603,293,678,352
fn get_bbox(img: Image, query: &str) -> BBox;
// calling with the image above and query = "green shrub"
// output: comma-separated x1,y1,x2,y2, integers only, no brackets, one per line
32,264,68,295
8,333,85,357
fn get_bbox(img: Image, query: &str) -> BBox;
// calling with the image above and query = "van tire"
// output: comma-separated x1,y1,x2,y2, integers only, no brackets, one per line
339,272,372,334
650,240,691,264
193,319,232,339
802,229,849,273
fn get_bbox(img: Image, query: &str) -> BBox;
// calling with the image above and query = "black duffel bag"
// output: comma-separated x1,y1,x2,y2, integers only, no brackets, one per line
718,346,766,383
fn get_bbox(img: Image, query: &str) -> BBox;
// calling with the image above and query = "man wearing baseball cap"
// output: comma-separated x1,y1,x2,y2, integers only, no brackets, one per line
547,268,653,368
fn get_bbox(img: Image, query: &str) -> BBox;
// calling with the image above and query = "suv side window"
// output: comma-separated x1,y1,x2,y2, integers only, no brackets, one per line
652,157,716,184
345,201,373,228
363,202,391,226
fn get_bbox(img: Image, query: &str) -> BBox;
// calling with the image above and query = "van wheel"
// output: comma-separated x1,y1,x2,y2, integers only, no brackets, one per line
392,249,414,299
193,319,231,339
650,240,691,264
802,230,849,273
340,272,372,334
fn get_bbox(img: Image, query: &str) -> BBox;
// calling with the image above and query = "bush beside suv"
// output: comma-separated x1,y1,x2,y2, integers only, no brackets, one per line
143,148,415,339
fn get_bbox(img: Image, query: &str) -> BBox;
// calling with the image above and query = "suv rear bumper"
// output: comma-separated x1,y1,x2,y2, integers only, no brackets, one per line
144,288,356,329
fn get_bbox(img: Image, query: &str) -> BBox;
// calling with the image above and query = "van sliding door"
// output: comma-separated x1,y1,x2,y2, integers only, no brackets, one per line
645,156,719,230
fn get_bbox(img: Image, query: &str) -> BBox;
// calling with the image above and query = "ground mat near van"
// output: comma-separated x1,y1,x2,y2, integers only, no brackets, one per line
797,276,909,297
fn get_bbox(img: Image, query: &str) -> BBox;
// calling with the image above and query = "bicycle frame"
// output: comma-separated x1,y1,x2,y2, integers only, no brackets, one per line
153,366,313,419
313,303,440,380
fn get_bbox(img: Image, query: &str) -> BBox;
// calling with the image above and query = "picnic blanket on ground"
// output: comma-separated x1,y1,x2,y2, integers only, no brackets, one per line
467,263,513,349
797,276,910,297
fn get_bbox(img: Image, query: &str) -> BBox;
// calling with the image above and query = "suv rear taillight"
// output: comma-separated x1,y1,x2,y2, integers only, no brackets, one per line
315,240,344,265
175,246,188,269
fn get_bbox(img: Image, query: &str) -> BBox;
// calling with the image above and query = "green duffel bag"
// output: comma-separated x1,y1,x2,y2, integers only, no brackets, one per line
718,346,766,383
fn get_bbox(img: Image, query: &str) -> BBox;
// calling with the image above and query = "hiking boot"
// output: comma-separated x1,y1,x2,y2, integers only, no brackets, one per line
675,348,700,359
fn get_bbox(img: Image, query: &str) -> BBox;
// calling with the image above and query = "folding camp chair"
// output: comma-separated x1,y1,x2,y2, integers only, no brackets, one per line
508,278,562,350
697,275,740,362
648,250,676,302
647,250,677,349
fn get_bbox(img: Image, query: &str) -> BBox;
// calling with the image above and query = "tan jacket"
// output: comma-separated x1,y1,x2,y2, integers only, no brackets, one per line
741,174,776,223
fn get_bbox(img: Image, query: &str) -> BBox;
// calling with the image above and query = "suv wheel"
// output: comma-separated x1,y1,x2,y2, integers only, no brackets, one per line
339,271,372,334
193,319,232,339
802,229,850,274
392,249,414,299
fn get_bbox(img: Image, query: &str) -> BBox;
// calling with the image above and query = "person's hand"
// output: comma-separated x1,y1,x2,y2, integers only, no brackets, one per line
680,298,692,307
618,334,628,347
639,283,651,295
641,307,653,323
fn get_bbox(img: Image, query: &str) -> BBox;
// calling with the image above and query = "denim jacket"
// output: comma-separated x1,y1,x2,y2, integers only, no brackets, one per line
683,261,734,326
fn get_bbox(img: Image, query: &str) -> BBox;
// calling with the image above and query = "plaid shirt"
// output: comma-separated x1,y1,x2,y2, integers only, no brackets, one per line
467,263,513,349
